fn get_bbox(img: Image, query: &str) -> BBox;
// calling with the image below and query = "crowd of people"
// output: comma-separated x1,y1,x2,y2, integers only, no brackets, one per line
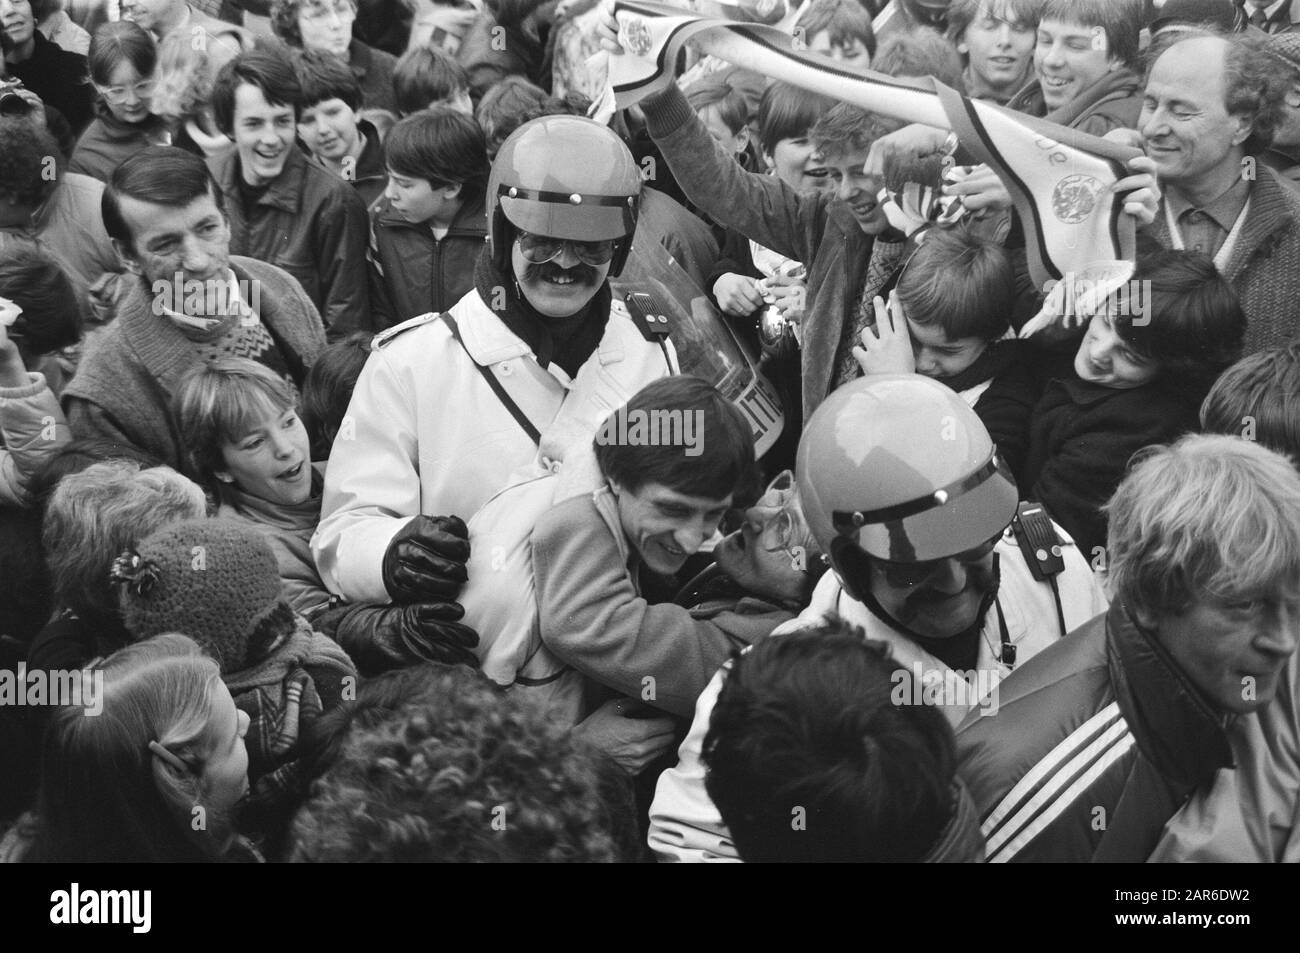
1,0,1299,863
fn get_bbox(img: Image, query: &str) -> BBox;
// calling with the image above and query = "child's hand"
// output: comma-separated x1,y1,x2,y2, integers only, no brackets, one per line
713,272,764,317
853,291,916,376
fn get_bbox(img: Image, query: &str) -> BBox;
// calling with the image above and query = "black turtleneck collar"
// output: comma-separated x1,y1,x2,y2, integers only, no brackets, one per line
1106,601,1235,788
473,249,612,379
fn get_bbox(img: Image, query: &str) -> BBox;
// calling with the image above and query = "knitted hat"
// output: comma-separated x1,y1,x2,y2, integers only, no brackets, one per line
1148,0,1247,35
113,518,295,675
1264,32,1300,77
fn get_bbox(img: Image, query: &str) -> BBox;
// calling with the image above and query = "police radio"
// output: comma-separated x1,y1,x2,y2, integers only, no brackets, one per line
1011,501,1070,641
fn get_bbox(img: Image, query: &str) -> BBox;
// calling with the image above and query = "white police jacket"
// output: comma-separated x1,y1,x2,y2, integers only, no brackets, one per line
646,525,1109,862
311,288,676,604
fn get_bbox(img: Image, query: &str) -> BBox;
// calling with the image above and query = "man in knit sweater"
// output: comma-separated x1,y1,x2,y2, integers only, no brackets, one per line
1134,32,1300,353
62,147,327,471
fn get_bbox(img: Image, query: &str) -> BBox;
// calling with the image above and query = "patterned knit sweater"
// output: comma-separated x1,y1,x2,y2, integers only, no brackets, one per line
62,257,327,470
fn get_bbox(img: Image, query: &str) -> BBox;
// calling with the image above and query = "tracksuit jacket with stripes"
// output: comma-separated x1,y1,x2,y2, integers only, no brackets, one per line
957,601,1266,862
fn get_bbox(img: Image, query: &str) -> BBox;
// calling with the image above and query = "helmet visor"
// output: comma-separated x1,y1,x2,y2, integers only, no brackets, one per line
833,452,1019,563
499,185,637,242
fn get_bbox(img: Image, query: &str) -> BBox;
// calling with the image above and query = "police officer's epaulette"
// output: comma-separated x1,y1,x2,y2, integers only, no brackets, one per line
370,312,443,350
621,292,672,342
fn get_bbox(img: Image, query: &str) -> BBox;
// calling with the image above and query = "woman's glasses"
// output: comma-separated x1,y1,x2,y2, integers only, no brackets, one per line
96,79,155,106
517,230,619,267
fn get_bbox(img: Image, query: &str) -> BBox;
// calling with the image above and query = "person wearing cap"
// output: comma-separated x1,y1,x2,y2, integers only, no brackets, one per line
312,114,677,607
1261,31,1300,186
960,435,1300,862
647,375,1107,862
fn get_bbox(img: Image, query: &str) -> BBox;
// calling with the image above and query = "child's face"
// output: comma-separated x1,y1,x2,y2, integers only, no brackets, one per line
216,398,313,506
1074,310,1159,389
299,97,361,164
805,29,871,72
197,682,250,821
385,170,460,225
906,317,989,379
700,104,749,158
1034,18,1119,112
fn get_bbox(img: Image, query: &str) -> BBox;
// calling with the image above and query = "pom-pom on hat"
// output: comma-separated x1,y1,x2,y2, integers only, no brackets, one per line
115,518,294,674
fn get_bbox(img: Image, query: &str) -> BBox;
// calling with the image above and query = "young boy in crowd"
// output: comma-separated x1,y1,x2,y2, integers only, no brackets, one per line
1018,247,1246,556
294,48,388,208
794,0,877,71
392,43,472,117
1004,0,1144,136
1200,343,1300,462
686,78,760,173
945,0,1042,105
702,618,985,862
855,224,1039,476
367,106,489,326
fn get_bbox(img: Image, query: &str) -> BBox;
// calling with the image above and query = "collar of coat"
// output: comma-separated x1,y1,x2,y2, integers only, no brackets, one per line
113,257,292,394
1147,164,1297,281
211,144,309,216
1105,600,1235,788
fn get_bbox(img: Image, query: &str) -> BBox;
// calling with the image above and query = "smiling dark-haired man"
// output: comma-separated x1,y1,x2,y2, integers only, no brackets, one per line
62,146,326,471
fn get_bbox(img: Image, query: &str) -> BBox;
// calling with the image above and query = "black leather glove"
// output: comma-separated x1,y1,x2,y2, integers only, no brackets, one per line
381,515,470,604
316,601,480,674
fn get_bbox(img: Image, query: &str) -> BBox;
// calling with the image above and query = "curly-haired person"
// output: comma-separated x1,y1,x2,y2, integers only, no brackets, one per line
288,664,640,862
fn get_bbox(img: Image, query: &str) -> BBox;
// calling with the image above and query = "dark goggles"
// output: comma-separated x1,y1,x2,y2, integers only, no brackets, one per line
516,230,619,267
876,530,1005,590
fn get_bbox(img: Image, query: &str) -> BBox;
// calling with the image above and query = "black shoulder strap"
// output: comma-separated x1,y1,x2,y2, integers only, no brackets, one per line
442,313,541,446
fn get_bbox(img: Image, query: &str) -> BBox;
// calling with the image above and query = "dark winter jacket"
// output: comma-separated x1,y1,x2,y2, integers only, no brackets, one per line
958,602,1237,862
69,106,169,182
208,145,373,338
1005,65,1144,138
1020,373,1201,557
367,191,487,326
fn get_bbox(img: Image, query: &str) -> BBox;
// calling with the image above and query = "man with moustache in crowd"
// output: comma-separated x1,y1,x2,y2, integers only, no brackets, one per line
312,114,677,610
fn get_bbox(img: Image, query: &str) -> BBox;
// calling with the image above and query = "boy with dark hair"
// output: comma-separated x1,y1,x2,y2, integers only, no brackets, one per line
293,47,387,208
1005,0,1145,135
946,0,1043,104
367,106,488,325
208,45,373,338
794,0,877,71
703,618,985,862
685,78,756,168
1020,247,1247,555
1200,344,1300,462
392,42,472,117
855,224,1039,475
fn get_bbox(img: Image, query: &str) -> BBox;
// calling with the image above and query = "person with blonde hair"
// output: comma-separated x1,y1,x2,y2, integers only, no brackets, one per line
173,357,479,673
3,633,256,863
960,434,1300,861
27,459,207,672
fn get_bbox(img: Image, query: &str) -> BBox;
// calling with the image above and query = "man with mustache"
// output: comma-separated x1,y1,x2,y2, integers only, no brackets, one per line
648,375,1107,861
312,115,677,608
